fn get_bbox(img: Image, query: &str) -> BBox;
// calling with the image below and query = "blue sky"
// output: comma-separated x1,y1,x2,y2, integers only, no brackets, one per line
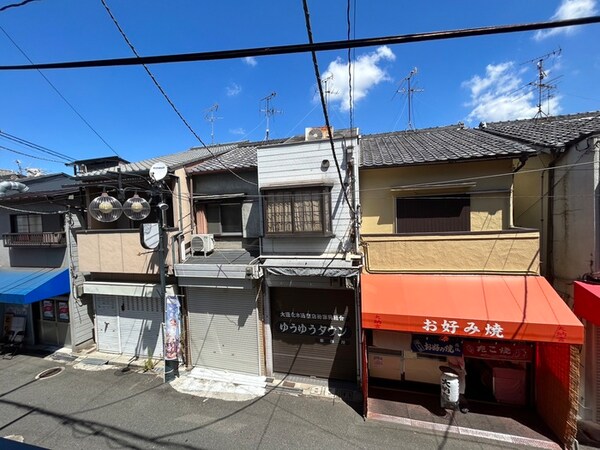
0,0,599,175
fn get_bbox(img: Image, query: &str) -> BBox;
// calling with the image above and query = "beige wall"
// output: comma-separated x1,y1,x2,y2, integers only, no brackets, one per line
360,159,513,234
362,230,540,274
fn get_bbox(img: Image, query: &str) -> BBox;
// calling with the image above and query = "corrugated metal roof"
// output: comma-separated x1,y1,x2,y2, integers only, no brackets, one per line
185,249,256,265
481,111,600,149
360,126,535,168
76,143,239,179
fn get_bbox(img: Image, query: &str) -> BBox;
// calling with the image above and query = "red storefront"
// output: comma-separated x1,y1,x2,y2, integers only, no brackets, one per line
361,273,584,448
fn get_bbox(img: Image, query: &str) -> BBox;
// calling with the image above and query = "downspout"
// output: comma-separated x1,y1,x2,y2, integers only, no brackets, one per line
546,151,562,285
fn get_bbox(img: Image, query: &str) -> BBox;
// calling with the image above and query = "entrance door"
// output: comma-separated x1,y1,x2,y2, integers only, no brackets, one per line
39,298,71,347
95,296,120,353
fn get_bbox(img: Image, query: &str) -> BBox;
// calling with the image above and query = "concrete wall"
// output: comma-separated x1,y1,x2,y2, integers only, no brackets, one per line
360,159,513,235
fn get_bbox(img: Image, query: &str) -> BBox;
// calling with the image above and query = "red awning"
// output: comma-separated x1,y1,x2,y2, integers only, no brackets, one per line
574,281,600,326
362,274,583,345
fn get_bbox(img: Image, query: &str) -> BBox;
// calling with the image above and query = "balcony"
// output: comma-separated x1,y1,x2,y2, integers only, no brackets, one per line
77,229,178,275
2,232,67,248
361,228,540,275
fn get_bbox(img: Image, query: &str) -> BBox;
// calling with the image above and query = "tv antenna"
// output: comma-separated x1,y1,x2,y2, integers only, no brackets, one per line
204,104,222,145
523,48,561,118
321,74,339,110
394,68,424,130
260,92,282,140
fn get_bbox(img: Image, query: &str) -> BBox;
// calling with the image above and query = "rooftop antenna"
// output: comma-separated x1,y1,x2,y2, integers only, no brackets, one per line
321,74,339,111
204,103,222,145
395,68,424,130
260,92,282,140
15,159,24,176
523,48,561,118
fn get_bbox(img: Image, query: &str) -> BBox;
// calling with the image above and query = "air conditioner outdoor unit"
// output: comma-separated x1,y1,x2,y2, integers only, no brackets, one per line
191,234,215,255
305,126,333,141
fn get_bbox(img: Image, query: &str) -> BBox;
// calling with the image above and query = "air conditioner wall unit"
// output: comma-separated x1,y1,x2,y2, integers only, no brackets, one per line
305,126,333,141
191,234,215,255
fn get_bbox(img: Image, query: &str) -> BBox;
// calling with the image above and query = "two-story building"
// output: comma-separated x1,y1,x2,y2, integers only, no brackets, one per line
174,141,266,376
257,128,362,383
0,173,93,352
481,112,600,432
358,125,584,448
74,144,234,366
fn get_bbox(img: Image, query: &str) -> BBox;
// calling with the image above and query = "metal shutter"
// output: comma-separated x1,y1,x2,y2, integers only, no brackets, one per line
187,287,260,375
270,287,357,381
95,295,120,353
118,296,164,358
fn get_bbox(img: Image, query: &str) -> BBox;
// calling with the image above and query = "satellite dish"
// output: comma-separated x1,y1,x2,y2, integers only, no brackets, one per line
89,192,123,222
123,194,151,221
149,162,168,182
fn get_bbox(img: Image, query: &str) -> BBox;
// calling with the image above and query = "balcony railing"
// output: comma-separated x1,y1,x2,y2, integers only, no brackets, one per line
77,229,179,275
2,232,67,248
361,228,540,275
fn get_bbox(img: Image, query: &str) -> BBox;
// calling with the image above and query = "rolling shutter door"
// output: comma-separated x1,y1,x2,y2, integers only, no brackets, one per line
187,287,260,375
118,296,164,358
271,287,357,381
95,295,120,353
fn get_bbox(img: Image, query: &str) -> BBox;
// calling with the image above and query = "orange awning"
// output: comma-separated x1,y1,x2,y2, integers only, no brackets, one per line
362,274,583,345
574,281,600,326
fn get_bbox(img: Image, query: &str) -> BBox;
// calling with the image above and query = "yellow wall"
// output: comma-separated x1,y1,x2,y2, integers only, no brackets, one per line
360,160,514,234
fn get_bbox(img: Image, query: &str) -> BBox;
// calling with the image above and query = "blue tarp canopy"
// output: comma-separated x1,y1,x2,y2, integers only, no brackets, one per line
0,268,70,304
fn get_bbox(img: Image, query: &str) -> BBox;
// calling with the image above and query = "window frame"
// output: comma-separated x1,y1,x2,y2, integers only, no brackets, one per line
262,185,333,237
11,214,43,233
204,202,243,237
395,193,471,234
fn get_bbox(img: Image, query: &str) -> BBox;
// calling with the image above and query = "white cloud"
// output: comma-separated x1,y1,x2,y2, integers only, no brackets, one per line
462,62,561,122
534,0,597,40
226,82,242,97
229,127,246,136
320,46,396,111
243,57,257,67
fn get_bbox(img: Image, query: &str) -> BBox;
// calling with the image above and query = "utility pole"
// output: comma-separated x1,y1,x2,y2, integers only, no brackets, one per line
204,104,222,145
396,68,424,130
260,92,282,140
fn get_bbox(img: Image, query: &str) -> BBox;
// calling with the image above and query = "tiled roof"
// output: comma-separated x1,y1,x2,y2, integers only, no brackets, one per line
187,143,256,174
482,111,600,149
76,143,238,179
186,139,289,174
360,126,535,168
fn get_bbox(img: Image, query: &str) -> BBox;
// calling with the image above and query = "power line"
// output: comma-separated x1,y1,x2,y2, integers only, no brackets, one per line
1,16,598,71
99,0,257,187
0,130,75,161
302,0,355,215
0,144,66,163
0,0,40,13
0,25,120,157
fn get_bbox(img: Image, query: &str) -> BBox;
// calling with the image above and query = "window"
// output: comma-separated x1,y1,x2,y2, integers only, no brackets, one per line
263,187,332,236
205,203,242,235
13,214,43,233
396,194,470,233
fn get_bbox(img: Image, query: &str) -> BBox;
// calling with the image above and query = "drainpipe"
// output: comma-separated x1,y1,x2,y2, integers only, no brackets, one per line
546,152,562,285
0,181,28,196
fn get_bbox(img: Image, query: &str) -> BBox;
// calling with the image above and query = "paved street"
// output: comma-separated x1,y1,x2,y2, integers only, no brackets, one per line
0,353,577,449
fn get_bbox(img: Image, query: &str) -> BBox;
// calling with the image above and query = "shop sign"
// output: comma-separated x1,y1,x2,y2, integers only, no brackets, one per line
278,311,346,321
42,300,55,320
463,341,533,361
57,301,69,322
164,295,181,361
276,321,350,338
411,334,462,356
422,318,505,339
